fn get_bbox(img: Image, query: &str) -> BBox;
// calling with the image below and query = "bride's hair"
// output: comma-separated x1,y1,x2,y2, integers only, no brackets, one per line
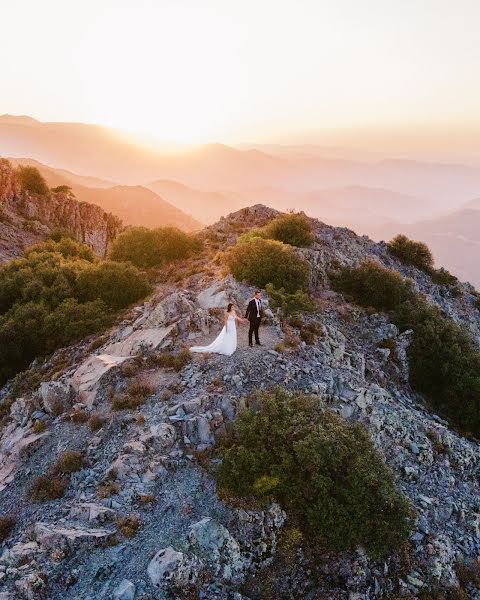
227,303,234,312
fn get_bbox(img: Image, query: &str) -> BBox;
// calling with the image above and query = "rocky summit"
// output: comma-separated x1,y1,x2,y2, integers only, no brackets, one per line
0,205,479,600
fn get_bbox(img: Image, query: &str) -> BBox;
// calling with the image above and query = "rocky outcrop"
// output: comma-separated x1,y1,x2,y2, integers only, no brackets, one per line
0,205,478,599
0,158,121,261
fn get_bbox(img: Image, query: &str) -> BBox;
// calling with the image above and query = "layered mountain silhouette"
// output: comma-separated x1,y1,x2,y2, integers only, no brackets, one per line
3,116,480,211
9,158,201,231
4,115,480,284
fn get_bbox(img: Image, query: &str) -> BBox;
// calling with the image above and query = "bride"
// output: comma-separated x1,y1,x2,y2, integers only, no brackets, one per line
191,303,245,356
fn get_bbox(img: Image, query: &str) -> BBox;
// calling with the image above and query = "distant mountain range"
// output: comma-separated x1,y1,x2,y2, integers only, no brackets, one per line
2,115,480,215
4,115,480,285
9,158,201,231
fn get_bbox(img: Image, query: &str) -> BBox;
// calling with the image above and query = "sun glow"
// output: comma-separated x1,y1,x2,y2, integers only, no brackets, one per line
1,0,480,145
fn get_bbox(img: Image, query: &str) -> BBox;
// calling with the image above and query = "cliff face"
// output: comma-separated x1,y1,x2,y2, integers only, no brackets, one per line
0,205,478,600
0,158,121,261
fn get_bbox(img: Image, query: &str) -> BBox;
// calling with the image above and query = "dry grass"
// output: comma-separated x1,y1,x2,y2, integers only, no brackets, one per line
97,468,120,498
116,515,140,538
111,379,155,411
50,398,65,417
111,394,144,411
88,414,105,432
32,420,46,434
97,481,120,499
457,558,480,587
70,409,89,424
137,494,155,505
29,475,68,502
148,348,191,372
0,515,16,542
52,451,85,475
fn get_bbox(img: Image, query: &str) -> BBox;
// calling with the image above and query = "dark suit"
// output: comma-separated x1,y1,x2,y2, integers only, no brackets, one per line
245,298,262,345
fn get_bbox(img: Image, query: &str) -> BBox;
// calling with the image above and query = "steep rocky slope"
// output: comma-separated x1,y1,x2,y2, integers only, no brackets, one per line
0,159,121,262
0,205,478,599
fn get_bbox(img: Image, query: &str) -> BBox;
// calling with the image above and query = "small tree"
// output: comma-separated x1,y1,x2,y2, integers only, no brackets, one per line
217,388,411,557
16,166,49,196
388,234,434,272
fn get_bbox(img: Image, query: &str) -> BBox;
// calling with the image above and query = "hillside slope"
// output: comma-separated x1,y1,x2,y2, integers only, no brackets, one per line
0,205,478,599
0,159,121,261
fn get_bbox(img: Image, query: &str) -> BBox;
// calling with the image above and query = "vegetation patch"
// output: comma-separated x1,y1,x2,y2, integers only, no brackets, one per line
0,515,16,543
216,388,411,558
149,348,192,372
88,414,105,432
52,451,85,475
29,475,68,502
332,260,480,436
70,409,89,424
388,234,459,288
116,515,141,538
224,237,310,293
241,212,315,248
266,283,317,317
16,166,49,196
109,226,202,269
0,238,151,385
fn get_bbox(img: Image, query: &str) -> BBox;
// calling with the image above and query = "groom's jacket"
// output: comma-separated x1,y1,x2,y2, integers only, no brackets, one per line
245,299,263,322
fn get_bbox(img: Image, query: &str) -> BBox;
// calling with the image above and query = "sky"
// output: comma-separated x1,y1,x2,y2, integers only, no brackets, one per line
1,0,480,146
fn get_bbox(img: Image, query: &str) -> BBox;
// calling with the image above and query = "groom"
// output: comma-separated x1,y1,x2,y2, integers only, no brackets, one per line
245,290,263,347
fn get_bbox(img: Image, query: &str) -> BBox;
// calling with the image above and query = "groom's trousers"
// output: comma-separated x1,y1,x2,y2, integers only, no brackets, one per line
248,317,261,345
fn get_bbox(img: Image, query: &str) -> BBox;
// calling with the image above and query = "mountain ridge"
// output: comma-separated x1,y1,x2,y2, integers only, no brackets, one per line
0,204,478,598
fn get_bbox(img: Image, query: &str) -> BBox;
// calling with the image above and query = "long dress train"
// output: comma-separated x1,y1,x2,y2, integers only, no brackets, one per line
191,315,237,356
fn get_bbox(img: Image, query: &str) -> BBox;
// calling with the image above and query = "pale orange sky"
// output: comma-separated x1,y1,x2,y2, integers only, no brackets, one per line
1,0,480,146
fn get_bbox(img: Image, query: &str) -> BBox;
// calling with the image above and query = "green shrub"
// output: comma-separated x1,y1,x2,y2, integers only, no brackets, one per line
0,238,151,385
331,260,415,312
77,261,152,310
332,260,480,436
266,283,317,317
24,237,96,262
431,267,458,286
16,166,49,196
224,238,310,293
217,388,411,558
109,226,202,268
262,212,315,247
395,299,480,435
388,234,434,272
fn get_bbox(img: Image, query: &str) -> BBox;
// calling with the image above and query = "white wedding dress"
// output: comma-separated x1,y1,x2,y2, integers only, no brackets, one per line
191,314,237,356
